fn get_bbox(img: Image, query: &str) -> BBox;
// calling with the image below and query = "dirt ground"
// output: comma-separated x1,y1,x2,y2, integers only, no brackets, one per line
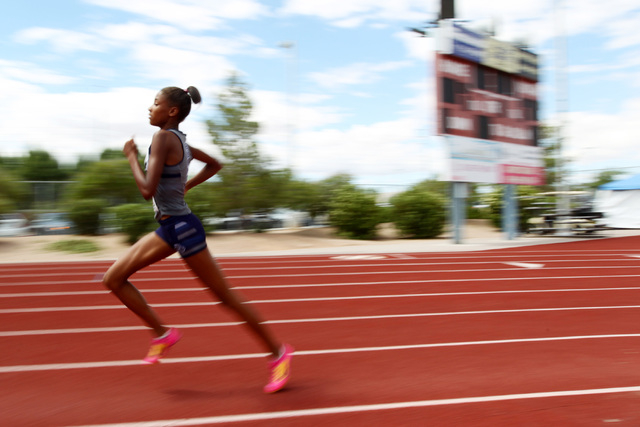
0,220,502,264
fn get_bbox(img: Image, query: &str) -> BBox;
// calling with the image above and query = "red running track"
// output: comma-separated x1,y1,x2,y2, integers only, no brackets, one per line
2,235,640,426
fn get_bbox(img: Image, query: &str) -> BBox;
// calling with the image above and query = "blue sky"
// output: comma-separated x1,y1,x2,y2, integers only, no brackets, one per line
2,0,640,191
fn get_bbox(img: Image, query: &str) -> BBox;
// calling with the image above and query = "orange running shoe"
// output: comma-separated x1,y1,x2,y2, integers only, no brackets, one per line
264,344,293,393
142,328,181,364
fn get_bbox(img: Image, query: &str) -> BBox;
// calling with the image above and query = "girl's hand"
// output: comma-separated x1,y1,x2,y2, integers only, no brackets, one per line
123,138,138,158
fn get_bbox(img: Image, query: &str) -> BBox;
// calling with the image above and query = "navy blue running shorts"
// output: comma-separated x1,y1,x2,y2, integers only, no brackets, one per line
155,213,208,258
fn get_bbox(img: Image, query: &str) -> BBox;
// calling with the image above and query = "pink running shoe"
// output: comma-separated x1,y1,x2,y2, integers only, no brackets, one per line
264,344,294,393
142,328,181,364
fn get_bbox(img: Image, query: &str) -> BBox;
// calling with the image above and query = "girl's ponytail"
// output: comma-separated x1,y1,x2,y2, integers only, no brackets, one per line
185,86,202,104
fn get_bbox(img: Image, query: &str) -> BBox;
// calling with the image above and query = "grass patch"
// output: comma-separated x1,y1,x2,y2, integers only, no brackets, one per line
45,239,101,254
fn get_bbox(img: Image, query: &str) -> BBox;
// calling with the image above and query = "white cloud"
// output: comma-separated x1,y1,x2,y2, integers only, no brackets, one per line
84,0,269,30
290,117,437,180
0,84,151,161
456,0,640,51
602,9,640,50
248,89,348,169
395,30,435,61
280,0,433,26
126,42,236,86
309,60,413,91
95,22,174,45
14,27,110,53
0,60,75,85
0,81,218,165
562,97,640,182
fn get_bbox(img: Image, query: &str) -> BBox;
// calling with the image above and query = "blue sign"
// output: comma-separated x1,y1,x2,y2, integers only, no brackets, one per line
452,23,484,63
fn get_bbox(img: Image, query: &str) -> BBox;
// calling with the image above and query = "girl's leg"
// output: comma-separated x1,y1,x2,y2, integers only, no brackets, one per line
182,248,281,357
102,232,176,337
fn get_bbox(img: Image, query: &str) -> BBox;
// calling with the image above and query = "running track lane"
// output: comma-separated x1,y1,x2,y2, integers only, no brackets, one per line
1,235,640,425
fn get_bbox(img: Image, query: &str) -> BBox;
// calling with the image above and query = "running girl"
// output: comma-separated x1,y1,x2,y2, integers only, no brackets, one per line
102,86,292,393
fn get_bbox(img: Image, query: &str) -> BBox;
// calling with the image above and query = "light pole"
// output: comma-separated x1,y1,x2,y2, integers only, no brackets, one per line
279,41,297,172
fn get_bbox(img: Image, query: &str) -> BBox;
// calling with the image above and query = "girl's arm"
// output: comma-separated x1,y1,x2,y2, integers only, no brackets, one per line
185,146,223,192
123,133,170,200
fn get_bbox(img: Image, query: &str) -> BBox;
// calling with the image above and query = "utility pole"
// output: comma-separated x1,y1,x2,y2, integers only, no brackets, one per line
437,0,468,244
440,0,454,20
554,0,571,235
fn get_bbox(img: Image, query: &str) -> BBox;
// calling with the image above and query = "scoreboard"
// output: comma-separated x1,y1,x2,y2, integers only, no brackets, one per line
435,20,544,185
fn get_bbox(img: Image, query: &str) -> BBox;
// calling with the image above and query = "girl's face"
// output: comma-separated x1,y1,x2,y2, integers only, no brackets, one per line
148,92,175,127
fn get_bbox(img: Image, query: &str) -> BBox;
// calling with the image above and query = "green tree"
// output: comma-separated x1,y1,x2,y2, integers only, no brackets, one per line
411,177,449,197
206,72,266,213
0,156,23,176
587,170,625,190
538,124,573,192
282,178,322,215
19,150,69,181
100,149,126,161
245,168,293,212
66,159,142,206
0,167,28,214
185,181,226,219
311,173,355,219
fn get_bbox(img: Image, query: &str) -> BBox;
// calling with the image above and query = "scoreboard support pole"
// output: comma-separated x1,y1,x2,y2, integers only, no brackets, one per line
451,181,468,244
502,184,518,240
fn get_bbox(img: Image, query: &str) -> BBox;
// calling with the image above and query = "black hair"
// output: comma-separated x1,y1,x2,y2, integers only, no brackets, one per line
161,86,202,122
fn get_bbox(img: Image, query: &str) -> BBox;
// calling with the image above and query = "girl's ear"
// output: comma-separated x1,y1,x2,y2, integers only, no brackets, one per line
168,106,180,117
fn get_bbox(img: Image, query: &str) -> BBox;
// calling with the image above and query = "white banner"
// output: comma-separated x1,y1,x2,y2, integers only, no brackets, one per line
446,136,544,185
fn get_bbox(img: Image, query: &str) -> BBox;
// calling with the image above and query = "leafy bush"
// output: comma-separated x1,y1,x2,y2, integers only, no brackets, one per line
68,198,107,235
329,187,381,240
391,188,446,238
112,203,156,244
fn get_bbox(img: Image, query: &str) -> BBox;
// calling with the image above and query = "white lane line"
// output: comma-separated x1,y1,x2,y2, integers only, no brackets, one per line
5,270,640,289
1,251,637,271
504,262,545,269
2,285,639,300
0,301,220,314
3,285,640,313
390,253,417,259
226,264,640,279
0,323,242,337
73,385,640,426
330,255,388,260
0,288,206,298
4,263,640,284
2,305,640,337
3,334,640,374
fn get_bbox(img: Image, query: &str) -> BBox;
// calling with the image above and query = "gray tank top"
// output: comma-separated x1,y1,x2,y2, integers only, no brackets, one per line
145,129,193,221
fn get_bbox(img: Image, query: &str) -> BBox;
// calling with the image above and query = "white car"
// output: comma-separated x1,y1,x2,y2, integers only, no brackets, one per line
0,213,31,237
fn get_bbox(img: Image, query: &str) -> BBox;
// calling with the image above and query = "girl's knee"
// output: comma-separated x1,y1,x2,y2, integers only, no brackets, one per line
102,269,124,291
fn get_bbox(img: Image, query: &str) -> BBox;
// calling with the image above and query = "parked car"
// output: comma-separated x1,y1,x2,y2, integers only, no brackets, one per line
250,212,283,230
0,213,31,237
30,213,74,235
